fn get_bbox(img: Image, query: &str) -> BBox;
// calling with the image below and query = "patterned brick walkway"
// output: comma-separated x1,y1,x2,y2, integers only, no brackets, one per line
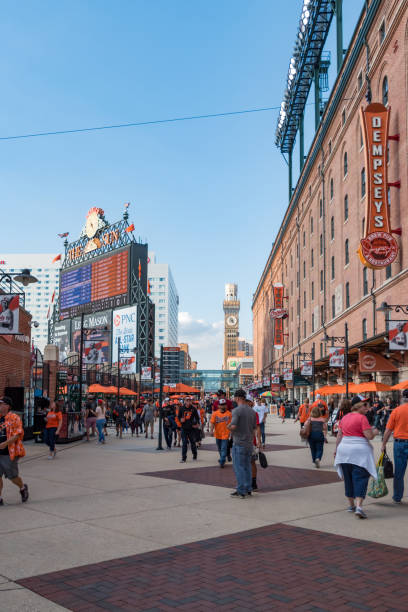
19,523,408,611
199,443,303,452
141,464,339,492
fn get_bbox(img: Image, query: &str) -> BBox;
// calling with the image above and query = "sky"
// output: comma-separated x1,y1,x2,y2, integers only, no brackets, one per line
0,1,363,368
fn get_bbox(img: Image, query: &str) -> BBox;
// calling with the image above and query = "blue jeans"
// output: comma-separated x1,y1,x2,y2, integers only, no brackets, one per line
216,438,228,466
96,419,105,442
341,463,370,499
308,431,324,462
44,427,57,452
259,422,266,445
393,440,408,502
232,444,252,495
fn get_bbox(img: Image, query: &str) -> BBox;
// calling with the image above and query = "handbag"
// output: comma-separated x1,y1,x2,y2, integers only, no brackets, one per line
300,420,311,439
367,455,388,499
383,452,394,479
258,450,268,469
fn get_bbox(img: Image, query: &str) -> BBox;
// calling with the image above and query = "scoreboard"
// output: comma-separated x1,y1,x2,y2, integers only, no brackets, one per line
60,248,129,319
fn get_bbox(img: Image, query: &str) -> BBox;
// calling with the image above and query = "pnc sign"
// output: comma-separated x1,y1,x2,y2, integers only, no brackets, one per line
358,103,399,269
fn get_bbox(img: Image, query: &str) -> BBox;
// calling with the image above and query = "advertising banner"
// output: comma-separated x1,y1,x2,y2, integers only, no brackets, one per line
270,284,286,349
54,320,71,362
0,294,20,335
112,305,137,373
329,347,345,368
72,309,111,364
271,374,280,385
283,368,293,381
358,103,398,269
141,366,152,381
301,360,313,376
359,350,397,372
155,372,160,384
389,321,408,351
121,356,136,374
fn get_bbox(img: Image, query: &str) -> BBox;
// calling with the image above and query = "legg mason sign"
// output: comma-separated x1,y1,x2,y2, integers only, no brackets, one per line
358,102,399,269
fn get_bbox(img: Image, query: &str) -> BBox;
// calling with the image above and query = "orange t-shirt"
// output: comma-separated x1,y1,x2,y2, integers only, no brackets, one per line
386,403,408,439
46,411,62,429
279,404,285,417
210,410,232,440
298,403,311,423
312,400,329,420
199,407,206,423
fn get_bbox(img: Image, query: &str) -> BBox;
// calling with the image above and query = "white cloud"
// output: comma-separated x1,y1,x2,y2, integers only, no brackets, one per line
178,311,223,369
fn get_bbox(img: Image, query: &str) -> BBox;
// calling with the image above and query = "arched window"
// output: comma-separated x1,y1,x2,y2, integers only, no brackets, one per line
319,199,323,218
362,318,367,341
363,267,368,295
311,249,314,268
320,233,323,255
303,231,306,246
330,178,334,200
331,256,335,280
382,76,388,106
332,295,336,318
345,239,349,265
330,216,335,240
344,195,349,221
310,217,314,234
344,151,348,177
345,282,350,308
361,168,366,197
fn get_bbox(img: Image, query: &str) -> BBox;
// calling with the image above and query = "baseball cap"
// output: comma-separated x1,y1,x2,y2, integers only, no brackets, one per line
0,396,13,408
217,389,226,396
219,398,226,405
351,394,368,407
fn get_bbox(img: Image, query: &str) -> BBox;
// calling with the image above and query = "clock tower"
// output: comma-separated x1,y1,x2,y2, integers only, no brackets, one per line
223,283,240,370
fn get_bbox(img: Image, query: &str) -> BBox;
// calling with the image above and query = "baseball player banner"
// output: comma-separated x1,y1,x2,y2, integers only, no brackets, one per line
0,294,20,335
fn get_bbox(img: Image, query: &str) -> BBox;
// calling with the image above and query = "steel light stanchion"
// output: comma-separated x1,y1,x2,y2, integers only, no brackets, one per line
324,326,348,398
117,337,121,404
78,312,85,412
156,344,164,451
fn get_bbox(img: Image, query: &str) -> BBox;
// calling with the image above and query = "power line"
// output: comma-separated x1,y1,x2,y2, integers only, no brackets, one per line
0,106,281,142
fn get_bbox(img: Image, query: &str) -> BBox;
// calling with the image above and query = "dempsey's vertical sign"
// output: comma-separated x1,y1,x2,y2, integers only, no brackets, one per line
358,103,399,268
269,284,288,350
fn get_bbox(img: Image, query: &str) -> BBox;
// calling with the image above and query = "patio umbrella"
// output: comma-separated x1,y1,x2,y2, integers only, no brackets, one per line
391,380,408,390
352,381,392,393
88,384,106,393
119,387,137,396
260,391,278,397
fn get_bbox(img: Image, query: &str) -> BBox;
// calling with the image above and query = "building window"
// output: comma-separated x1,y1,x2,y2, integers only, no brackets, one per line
303,231,306,247
303,261,306,279
311,249,314,268
331,256,335,280
319,199,323,218
330,178,334,200
330,216,335,240
297,298,300,315
320,234,323,255
362,318,367,341
360,126,364,149
297,326,300,343
386,264,392,279
312,313,315,333
329,140,332,154
358,71,363,90
310,217,314,234
320,342,323,358
361,168,366,197
345,239,349,265
291,280,293,295
304,321,306,338
363,267,368,295
290,253,293,267
379,20,385,44
304,291,306,308
345,281,350,308
320,270,323,291
362,217,365,235
311,281,314,300
382,76,389,106
332,295,336,318
344,194,349,221
321,305,324,325
297,271,299,287
343,151,348,177
342,109,346,126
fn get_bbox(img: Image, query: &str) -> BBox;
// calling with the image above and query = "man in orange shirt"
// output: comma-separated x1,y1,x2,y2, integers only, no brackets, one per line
0,396,28,506
295,398,311,430
210,399,232,468
312,395,329,420
382,389,408,504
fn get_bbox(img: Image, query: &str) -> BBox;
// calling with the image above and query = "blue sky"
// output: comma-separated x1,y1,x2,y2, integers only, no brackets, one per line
0,1,363,368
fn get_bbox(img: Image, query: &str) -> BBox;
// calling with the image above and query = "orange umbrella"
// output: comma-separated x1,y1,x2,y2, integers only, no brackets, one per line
352,381,392,393
317,383,360,395
119,387,137,396
88,383,106,393
391,380,408,390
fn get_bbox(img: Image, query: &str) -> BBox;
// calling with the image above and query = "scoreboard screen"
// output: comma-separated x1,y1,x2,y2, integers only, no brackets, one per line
60,248,129,319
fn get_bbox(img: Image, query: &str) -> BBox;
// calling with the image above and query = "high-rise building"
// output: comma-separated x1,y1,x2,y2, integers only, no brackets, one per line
162,346,181,384
0,254,61,352
238,338,253,357
148,252,179,358
223,283,240,370
178,342,191,370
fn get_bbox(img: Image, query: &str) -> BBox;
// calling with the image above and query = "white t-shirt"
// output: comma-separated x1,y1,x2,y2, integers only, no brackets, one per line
253,404,268,424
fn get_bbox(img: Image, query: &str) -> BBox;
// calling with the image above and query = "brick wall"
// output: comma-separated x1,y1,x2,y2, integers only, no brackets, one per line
0,306,32,395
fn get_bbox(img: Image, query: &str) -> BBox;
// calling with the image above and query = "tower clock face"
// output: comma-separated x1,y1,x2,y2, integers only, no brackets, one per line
226,315,237,327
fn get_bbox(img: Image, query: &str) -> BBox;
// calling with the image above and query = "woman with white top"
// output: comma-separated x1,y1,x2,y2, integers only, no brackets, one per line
334,394,379,519
95,400,106,444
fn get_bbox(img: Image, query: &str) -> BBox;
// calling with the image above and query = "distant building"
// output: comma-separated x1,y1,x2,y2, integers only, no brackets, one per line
162,346,181,384
238,338,253,357
178,342,192,370
148,252,179,358
191,360,198,370
0,254,61,352
181,369,239,394
223,283,240,369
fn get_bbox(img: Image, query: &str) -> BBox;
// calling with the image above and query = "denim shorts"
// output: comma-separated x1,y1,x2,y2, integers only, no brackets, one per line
0,455,19,479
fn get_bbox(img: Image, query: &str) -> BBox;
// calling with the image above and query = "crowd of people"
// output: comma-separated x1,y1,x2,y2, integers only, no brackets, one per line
0,387,408,517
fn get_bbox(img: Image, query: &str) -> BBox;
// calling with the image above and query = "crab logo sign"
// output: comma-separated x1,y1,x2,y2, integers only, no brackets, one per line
358,103,399,269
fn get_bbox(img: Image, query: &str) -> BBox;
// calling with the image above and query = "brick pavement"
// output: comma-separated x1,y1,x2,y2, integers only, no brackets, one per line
18,523,408,611
140,464,339,492
198,443,303,452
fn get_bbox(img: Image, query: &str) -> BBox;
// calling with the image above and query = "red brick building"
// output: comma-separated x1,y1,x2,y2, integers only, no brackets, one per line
253,0,408,399
0,303,32,405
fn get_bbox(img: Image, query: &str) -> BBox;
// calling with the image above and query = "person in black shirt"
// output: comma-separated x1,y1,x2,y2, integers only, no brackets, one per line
178,397,200,463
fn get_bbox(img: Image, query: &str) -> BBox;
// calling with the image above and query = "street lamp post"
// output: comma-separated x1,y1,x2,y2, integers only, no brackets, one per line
297,344,316,401
324,323,349,398
376,302,408,333
156,344,164,451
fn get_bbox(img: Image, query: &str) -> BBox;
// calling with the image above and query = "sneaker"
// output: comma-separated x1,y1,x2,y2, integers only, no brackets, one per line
315,459,320,468
0,498,4,506
180,459,186,463
347,506,356,513
355,507,367,519
193,456,197,461
227,456,232,462
392,499,402,504
230,491,245,499
20,484,29,503
47,455,53,460
219,463,225,468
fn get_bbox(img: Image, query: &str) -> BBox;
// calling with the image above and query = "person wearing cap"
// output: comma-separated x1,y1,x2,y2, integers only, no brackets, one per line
210,398,232,468
228,389,257,498
178,397,200,463
0,396,29,505
295,398,311,430
213,389,234,413
334,395,379,519
311,395,329,420
381,388,408,504
44,400,63,458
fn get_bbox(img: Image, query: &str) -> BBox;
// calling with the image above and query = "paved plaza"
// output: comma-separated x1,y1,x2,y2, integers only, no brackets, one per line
1,417,408,611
